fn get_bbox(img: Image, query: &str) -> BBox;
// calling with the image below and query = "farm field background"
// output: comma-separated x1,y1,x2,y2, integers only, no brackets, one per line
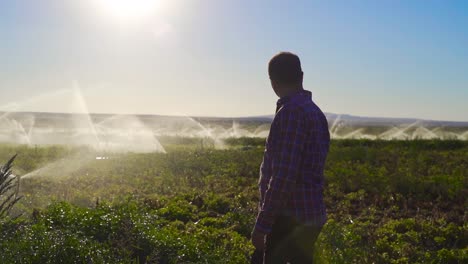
0,137,466,263
2,1,468,263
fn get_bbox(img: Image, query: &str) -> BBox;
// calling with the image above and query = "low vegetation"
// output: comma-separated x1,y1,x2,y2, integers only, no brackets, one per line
0,139,466,263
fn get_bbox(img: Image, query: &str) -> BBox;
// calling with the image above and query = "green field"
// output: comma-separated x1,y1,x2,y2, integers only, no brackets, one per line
0,139,467,263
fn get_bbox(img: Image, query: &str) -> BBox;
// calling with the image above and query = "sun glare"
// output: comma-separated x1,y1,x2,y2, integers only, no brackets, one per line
96,0,160,21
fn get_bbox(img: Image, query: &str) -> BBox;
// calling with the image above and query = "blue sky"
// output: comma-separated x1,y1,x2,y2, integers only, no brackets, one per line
0,0,467,121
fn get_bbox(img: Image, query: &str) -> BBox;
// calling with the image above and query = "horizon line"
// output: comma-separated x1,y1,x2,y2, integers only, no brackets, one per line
2,110,468,124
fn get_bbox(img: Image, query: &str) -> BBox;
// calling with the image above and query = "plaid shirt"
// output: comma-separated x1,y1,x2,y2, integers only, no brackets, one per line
255,89,330,234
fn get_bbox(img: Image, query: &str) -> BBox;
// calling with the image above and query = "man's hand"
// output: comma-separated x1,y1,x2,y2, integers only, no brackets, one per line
251,229,266,251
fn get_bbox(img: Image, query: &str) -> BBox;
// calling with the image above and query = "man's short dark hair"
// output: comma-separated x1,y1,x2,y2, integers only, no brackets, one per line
268,52,303,84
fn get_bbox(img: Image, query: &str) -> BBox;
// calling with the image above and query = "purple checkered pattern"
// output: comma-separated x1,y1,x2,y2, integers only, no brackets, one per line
255,89,330,234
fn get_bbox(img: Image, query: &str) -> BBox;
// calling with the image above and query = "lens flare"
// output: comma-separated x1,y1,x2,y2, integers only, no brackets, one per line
96,0,160,21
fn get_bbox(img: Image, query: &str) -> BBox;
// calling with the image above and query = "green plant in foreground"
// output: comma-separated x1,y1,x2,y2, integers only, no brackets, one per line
0,155,21,219
0,140,466,263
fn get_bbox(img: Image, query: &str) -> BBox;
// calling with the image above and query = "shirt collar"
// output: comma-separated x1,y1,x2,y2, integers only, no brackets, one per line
276,89,312,109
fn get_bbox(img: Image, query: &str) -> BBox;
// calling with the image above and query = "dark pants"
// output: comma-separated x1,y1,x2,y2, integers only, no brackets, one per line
251,215,322,264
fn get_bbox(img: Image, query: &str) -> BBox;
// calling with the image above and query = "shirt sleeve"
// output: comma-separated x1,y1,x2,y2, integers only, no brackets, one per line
254,106,306,234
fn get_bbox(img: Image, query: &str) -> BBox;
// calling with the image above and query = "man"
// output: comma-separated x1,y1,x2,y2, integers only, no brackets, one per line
251,52,330,264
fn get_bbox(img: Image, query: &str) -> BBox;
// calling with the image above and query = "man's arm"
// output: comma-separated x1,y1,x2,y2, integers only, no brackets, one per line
254,106,306,234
